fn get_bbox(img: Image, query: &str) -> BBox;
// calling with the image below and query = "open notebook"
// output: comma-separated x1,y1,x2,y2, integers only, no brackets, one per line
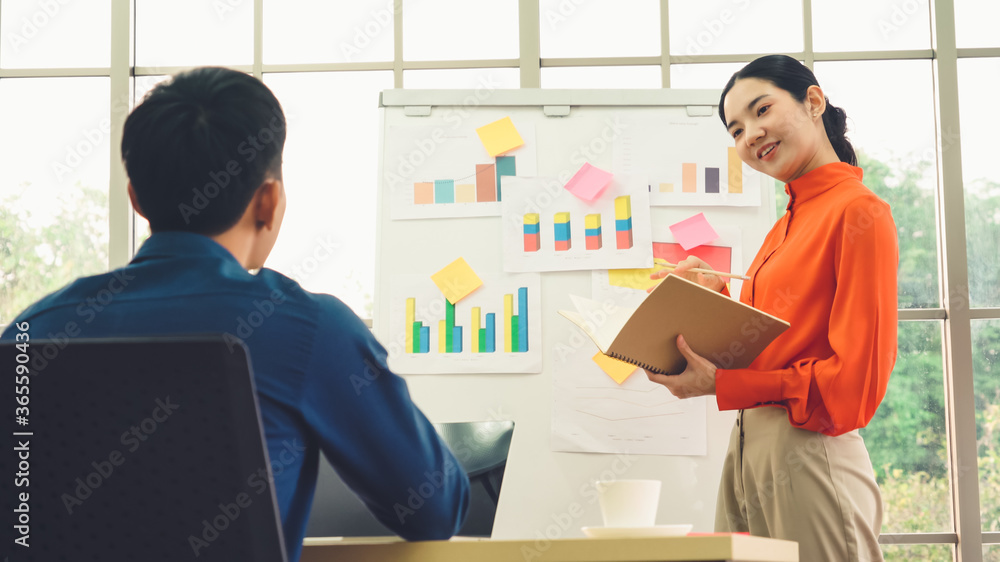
558,274,790,375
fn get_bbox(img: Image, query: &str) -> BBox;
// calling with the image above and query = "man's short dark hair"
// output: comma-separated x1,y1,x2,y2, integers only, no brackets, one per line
121,67,286,235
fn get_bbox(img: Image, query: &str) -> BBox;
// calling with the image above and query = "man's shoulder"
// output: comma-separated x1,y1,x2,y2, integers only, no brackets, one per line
254,268,345,310
3,264,364,340
253,268,368,330
3,270,114,329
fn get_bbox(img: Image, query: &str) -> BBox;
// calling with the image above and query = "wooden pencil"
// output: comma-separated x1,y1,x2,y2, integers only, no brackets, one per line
653,258,750,281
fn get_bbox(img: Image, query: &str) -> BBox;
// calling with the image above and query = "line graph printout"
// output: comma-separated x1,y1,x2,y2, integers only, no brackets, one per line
551,339,707,455
386,121,537,220
613,114,762,207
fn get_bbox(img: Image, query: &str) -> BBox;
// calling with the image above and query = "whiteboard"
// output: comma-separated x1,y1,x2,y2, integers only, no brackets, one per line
373,89,777,538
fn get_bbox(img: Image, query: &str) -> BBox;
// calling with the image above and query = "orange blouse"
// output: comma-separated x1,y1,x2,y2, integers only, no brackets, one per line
715,162,898,436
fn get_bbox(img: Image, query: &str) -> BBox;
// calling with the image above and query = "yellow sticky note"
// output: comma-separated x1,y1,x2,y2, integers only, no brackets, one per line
592,352,637,384
476,117,524,157
430,257,483,305
607,263,669,292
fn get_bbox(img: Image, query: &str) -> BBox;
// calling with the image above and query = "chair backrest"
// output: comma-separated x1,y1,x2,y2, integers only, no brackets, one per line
1,336,287,562
305,420,515,538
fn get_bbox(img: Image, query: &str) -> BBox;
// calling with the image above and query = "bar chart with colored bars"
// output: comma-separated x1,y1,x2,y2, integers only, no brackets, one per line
585,214,602,250
523,213,540,252
521,197,632,252
554,212,571,251
615,195,633,249
404,288,530,354
655,148,742,194
413,156,517,205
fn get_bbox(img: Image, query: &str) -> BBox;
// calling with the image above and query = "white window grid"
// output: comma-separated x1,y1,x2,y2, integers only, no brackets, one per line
0,1,997,557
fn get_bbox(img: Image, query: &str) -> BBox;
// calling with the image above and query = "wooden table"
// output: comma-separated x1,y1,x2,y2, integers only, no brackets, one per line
301,534,798,562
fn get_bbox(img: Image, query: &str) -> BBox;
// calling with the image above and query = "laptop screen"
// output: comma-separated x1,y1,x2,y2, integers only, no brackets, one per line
305,420,514,538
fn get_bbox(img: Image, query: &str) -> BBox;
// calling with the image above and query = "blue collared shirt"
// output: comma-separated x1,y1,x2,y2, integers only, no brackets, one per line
2,232,469,561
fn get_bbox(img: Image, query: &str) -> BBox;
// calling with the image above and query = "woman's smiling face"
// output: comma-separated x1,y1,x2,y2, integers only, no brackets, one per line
723,77,828,183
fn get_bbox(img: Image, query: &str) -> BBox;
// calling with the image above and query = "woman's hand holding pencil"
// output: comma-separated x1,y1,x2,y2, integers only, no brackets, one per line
647,256,747,293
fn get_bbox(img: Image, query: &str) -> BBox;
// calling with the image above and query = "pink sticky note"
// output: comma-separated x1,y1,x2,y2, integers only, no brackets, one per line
563,163,613,201
669,213,719,251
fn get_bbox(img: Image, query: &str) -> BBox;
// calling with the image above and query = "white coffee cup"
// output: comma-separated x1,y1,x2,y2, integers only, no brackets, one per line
594,479,661,528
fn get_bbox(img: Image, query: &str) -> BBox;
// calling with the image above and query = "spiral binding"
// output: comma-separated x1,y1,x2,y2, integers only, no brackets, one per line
607,351,669,375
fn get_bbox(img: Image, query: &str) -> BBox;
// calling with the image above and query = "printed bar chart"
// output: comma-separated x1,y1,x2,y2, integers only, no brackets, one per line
404,289,529,355
414,182,434,204
615,196,633,249
682,163,696,193
503,294,513,352
485,312,496,353
471,308,499,353
389,123,539,220
502,176,652,271
554,212,571,251
517,287,528,352
495,156,516,200
431,300,462,354
675,154,742,196
414,323,429,353
406,297,431,354
455,184,476,203
446,300,455,352
471,307,480,354
728,147,742,193
585,213,602,250
705,168,720,194
413,156,518,205
524,213,540,252
434,179,455,203
476,164,497,202
610,116,760,208
406,298,415,352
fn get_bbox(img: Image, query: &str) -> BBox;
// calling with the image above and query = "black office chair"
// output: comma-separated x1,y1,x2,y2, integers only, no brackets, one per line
0,336,287,562
305,419,515,538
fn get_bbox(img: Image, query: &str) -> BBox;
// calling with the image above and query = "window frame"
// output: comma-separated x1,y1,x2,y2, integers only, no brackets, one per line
1,0,997,556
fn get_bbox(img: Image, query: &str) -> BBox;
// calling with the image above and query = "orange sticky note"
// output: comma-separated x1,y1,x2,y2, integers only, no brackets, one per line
476,117,524,157
592,352,637,384
430,257,483,305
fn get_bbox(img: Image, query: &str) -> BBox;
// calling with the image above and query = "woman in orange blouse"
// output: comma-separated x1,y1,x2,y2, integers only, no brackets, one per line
647,55,897,562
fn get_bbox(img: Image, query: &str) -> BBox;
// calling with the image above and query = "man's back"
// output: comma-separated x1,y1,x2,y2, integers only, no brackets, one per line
3,232,469,561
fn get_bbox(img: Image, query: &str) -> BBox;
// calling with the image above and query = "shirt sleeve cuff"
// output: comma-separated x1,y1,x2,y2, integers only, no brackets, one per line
715,368,785,411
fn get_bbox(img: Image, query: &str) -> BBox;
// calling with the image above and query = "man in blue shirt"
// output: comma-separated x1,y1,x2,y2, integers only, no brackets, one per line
1,67,469,562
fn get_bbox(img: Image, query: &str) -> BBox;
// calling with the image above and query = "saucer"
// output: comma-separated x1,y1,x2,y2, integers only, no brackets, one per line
581,524,693,539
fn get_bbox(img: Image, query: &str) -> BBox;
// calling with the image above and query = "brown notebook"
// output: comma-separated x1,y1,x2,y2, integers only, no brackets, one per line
557,274,790,375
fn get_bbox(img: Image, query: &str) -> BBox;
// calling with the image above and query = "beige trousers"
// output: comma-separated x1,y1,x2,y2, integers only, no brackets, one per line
715,406,884,562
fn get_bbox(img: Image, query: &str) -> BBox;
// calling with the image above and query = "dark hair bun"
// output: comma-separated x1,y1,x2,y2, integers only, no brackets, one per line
821,100,856,166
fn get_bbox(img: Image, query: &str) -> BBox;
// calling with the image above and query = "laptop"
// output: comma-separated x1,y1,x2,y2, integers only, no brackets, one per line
305,420,515,538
